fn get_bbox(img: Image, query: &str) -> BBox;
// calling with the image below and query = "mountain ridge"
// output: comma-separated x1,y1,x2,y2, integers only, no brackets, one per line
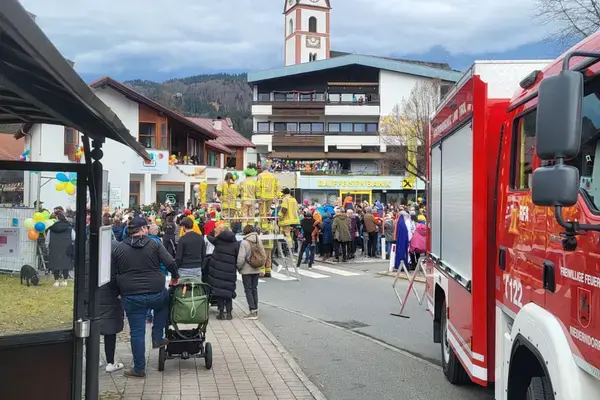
123,73,253,138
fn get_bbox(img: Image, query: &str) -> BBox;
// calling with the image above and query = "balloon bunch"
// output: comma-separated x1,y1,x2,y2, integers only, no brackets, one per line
74,145,84,161
168,154,178,165
55,172,77,196
18,149,31,162
24,211,54,240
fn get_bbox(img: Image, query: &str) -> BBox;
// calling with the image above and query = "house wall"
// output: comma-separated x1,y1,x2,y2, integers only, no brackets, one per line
379,70,426,116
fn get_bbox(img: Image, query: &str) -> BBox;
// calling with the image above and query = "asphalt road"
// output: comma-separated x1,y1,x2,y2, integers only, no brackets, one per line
235,260,494,400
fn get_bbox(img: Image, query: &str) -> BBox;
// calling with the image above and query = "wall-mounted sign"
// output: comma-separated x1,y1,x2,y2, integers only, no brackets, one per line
317,179,392,188
132,150,169,175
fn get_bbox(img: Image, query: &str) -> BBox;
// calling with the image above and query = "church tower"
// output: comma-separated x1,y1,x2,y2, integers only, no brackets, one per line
283,0,331,66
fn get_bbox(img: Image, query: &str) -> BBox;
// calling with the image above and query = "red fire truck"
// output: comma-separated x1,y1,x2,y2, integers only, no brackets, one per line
426,34,600,399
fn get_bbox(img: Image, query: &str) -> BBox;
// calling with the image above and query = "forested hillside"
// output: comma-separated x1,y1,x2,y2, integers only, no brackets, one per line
124,73,253,137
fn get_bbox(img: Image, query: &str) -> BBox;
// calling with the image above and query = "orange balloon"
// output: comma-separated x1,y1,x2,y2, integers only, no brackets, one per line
28,230,39,240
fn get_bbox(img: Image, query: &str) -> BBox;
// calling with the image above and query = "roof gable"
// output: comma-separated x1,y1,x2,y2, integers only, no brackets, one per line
89,77,217,140
284,0,331,13
248,53,463,83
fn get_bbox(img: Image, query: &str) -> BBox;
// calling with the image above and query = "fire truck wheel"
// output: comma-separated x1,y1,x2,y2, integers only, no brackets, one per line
526,376,554,400
440,300,469,384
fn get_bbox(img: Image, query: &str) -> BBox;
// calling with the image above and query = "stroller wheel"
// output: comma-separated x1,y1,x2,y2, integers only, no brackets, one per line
204,342,213,370
158,346,166,372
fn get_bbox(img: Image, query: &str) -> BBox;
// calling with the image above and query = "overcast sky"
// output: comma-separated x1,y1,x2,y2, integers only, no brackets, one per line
21,0,560,81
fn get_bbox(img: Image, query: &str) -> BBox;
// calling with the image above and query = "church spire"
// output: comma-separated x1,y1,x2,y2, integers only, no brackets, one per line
283,0,331,66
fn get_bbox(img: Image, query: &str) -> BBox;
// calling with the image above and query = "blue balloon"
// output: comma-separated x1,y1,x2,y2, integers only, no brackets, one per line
23,149,30,156
34,222,46,233
68,172,77,181
56,173,69,182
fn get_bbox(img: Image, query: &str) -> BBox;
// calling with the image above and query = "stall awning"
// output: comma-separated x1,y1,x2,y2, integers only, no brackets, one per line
0,0,149,160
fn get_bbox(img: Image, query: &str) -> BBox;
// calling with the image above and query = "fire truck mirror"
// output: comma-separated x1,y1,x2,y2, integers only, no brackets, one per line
536,70,583,160
531,164,579,207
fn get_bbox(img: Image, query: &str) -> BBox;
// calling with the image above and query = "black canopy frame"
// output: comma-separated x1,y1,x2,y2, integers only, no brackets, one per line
0,1,150,399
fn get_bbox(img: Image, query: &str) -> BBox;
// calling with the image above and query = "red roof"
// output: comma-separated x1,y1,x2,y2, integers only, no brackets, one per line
0,134,24,160
89,76,217,140
187,117,255,149
206,140,233,154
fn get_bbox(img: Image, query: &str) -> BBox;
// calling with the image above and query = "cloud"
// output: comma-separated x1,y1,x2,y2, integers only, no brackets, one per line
20,0,552,76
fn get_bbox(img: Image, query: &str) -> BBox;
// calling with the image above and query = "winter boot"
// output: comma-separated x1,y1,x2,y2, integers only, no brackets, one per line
216,311,225,320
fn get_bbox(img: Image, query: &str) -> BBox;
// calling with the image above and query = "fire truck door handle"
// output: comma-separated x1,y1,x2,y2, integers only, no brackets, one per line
498,246,506,271
543,261,556,293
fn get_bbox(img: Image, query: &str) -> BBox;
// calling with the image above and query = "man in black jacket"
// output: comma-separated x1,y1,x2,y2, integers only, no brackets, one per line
112,216,178,378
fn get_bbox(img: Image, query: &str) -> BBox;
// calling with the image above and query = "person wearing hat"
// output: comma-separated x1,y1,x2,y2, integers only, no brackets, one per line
112,216,179,378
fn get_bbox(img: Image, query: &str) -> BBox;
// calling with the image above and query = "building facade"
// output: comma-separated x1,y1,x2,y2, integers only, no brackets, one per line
17,78,253,211
249,0,462,205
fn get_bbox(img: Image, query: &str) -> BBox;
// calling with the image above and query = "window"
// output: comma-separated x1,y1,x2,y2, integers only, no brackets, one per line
308,16,317,32
311,123,324,132
188,136,199,157
129,181,140,207
341,123,353,132
328,123,340,132
440,84,452,101
299,123,312,132
160,123,169,150
328,93,340,103
257,122,270,133
309,53,317,62
366,123,378,132
64,127,79,160
207,151,219,167
300,92,313,101
341,93,353,102
315,93,325,101
511,112,536,190
289,19,294,35
274,122,287,132
354,123,365,132
287,122,298,132
139,122,156,149
286,92,296,101
274,92,287,101
258,92,270,102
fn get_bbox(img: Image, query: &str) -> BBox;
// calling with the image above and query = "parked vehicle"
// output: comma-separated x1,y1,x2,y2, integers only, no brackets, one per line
426,34,600,400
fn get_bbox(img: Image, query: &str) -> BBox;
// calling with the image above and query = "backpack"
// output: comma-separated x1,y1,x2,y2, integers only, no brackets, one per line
245,236,266,268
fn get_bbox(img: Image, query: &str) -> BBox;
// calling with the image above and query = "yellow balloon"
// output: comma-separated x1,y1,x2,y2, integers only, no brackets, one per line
65,182,76,195
55,182,66,191
33,212,45,222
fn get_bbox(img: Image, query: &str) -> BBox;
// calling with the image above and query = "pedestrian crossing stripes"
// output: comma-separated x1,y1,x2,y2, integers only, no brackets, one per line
311,265,362,276
237,275,266,283
297,268,329,279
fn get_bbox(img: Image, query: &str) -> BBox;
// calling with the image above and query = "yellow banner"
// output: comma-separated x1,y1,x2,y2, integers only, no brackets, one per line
317,180,392,188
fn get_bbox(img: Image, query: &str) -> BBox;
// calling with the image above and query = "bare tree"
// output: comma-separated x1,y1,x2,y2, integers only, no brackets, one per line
379,79,441,184
535,0,600,43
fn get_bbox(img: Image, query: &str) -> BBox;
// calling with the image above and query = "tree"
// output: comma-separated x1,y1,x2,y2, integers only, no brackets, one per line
379,79,441,184
535,0,600,42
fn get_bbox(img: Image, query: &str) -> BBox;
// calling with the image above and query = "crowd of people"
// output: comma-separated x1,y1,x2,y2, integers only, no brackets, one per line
37,189,426,378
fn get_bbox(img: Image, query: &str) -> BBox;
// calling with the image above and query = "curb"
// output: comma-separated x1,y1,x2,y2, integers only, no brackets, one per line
376,270,426,283
233,301,327,400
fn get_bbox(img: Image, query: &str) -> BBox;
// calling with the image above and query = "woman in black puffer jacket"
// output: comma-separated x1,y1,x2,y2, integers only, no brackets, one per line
206,225,238,320
162,215,177,257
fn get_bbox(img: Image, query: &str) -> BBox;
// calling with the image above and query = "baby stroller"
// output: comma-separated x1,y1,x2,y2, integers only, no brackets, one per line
159,277,213,371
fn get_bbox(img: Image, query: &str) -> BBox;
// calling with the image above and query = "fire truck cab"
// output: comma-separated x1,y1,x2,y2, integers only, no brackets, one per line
426,34,600,400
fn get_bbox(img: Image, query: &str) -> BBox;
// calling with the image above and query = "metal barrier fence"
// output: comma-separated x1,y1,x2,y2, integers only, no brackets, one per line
0,207,37,272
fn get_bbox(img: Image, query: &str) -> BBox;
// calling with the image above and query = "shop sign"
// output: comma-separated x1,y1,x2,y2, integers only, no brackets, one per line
317,179,392,188
132,150,169,175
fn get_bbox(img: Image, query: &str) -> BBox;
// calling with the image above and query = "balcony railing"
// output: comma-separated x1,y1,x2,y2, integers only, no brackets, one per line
255,92,380,105
253,130,380,136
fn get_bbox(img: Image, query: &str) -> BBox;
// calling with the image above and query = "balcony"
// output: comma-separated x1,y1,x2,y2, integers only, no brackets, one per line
253,91,380,117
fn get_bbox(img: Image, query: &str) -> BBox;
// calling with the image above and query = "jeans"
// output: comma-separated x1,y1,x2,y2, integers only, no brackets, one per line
242,274,259,311
368,232,378,257
296,240,315,269
122,289,169,373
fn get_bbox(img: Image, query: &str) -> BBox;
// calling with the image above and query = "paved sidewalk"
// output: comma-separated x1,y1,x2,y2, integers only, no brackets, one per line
99,302,325,400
